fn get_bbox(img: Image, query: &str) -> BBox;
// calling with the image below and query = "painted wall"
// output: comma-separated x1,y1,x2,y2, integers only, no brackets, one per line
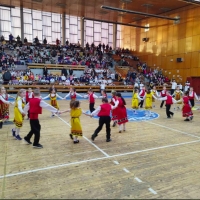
121,5,200,83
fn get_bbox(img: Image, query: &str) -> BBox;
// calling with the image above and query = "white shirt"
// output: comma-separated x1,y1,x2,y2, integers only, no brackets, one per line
189,91,199,100
151,90,159,97
61,76,66,81
139,83,144,90
91,105,116,116
171,81,177,89
24,98,59,114
100,82,106,90
84,93,98,99
159,96,177,103
43,93,64,100
0,95,10,104
134,83,139,88
185,83,190,91
64,92,83,98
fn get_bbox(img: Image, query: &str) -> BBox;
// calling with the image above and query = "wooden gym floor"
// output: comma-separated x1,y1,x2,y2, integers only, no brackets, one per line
1,98,200,199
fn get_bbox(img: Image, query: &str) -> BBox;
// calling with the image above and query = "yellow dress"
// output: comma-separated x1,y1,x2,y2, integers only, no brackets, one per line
50,94,59,109
175,91,182,104
14,97,25,128
151,90,156,102
132,93,139,109
70,108,82,137
145,93,153,109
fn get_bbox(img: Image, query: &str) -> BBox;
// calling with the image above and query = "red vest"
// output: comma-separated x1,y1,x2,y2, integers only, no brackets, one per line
98,103,112,117
26,91,34,103
166,95,173,105
110,96,116,106
188,91,194,100
140,89,145,97
70,92,76,100
29,98,42,119
0,94,8,104
89,93,95,103
161,90,166,97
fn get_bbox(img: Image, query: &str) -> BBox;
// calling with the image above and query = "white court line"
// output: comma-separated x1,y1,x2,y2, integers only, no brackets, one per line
148,188,157,195
146,121,200,139
123,168,130,173
65,149,103,157
1,139,199,179
134,177,143,183
113,161,119,165
55,114,110,158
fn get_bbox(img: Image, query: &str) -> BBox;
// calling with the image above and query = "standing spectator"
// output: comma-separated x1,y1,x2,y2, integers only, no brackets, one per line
56,38,60,46
43,66,48,77
9,34,13,44
24,37,28,43
3,70,11,85
69,68,73,76
43,38,47,45
61,66,68,77
171,79,177,95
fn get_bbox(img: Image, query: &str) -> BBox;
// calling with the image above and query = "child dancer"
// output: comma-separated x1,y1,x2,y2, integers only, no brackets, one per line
110,90,117,127
0,87,14,128
26,88,34,119
24,89,60,148
12,89,26,140
160,86,167,108
43,88,64,117
132,88,142,114
181,91,193,121
114,93,128,133
64,87,83,101
84,89,98,113
151,86,159,108
62,100,89,144
172,86,183,110
138,86,146,108
91,98,116,142
144,88,157,116
188,87,199,109
158,91,177,118
99,90,107,98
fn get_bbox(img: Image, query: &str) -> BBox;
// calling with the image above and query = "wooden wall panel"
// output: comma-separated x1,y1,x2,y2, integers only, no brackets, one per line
121,6,200,83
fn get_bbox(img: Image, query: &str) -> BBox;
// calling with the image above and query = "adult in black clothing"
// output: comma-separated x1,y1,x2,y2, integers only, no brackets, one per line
66,40,69,45
24,37,28,43
43,66,48,77
69,68,73,76
61,66,68,76
43,38,47,45
3,70,11,84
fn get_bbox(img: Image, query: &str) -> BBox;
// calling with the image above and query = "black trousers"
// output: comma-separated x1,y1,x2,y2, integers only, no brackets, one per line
25,119,41,145
160,100,165,108
89,103,95,113
138,97,144,108
189,99,194,107
171,89,175,95
93,116,111,140
166,104,173,117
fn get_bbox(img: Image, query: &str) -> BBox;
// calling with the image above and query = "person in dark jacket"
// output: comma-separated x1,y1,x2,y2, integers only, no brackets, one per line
69,68,73,76
43,66,48,77
61,66,68,76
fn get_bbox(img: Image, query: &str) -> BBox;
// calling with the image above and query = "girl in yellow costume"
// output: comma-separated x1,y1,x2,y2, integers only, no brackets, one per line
132,88,142,114
12,89,26,140
62,100,89,144
43,88,64,117
151,86,159,108
172,86,183,110
144,89,157,117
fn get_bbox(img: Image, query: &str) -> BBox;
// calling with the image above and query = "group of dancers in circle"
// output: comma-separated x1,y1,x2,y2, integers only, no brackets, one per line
132,84,198,121
0,86,129,148
0,83,198,148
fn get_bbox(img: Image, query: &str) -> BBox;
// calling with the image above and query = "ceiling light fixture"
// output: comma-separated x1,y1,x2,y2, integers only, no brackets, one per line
101,5,180,21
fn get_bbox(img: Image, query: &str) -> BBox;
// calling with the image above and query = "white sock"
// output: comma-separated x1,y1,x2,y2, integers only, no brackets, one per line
119,124,123,131
74,136,78,141
123,123,126,131
15,128,20,136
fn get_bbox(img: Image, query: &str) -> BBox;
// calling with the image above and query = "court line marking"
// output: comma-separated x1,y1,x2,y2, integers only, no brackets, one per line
123,168,130,173
146,121,200,139
134,177,143,183
148,188,157,195
113,161,119,165
0,139,199,179
55,114,110,157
